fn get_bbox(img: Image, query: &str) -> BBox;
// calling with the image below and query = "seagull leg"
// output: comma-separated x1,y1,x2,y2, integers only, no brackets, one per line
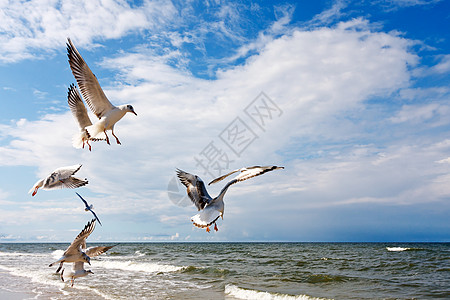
60,269,65,282
111,128,121,145
71,277,74,287
103,129,110,145
214,223,218,231
86,140,92,151
206,226,210,233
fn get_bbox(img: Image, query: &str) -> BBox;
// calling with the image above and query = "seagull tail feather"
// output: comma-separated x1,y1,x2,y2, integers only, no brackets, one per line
85,123,105,140
72,133,84,149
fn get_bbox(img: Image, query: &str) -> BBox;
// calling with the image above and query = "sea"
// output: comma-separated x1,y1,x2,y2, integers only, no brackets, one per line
0,242,448,299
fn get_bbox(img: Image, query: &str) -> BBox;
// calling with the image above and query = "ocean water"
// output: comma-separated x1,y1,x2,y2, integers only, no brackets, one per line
0,243,448,299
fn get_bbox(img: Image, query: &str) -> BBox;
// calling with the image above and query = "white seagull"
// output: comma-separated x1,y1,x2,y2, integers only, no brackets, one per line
61,244,115,287
76,192,102,226
66,38,137,145
67,83,106,151
28,164,88,196
49,219,97,273
177,165,284,232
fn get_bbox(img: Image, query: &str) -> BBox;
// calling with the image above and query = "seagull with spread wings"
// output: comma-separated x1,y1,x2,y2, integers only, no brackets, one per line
49,219,97,273
177,165,284,232
76,192,102,226
61,244,115,287
66,38,137,145
67,83,106,151
28,164,88,196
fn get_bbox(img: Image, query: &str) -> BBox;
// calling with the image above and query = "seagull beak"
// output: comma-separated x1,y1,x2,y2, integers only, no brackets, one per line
32,187,38,196
132,111,137,116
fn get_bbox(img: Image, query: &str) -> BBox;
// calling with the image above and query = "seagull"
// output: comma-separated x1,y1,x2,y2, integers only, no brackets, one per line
76,192,102,226
28,164,88,196
61,244,115,287
66,38,137,145
49,219,96,273
176,165,284,232
67,83,106,151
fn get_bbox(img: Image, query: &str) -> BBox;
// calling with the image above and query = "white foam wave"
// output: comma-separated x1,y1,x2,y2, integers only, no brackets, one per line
386,247,409,252
225,284,328,300
134,250,145,257
0,251,41,257
0,263,115,300
51,249,65,259
94,259,183,273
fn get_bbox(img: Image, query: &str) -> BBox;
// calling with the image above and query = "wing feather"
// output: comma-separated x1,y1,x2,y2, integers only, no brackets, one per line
67,38,114,119
59,177,88,189
85,245,115,257
176,169,211,210
65,219,96,255
67,84,92,129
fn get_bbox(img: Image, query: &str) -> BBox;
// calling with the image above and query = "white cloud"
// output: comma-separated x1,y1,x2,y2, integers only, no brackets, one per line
0,0,177,62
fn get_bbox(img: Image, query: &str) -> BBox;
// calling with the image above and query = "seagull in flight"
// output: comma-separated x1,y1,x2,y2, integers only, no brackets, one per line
76,192,102,226
67,83,106,151
28,164,88,196
61,244,115,287
49,219,97,273
66,38,137,145
177,165,284,232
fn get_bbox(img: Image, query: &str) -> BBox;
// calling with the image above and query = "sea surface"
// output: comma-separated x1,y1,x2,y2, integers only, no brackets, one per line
0,242,448,299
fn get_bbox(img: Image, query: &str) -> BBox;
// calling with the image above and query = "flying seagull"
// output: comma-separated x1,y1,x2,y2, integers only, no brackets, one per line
49,219,97,273
176,165,284,232
66,38,137,145
28,164,88,196
76,192,102,226
61,244,115,287
67,83,106,151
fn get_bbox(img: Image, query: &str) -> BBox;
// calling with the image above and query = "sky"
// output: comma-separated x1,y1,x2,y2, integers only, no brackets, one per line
0,0,449,242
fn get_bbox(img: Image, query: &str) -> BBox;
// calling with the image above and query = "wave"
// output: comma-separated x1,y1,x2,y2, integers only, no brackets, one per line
94,259,183,273
0,251,42,257
0,263,115,299
386,247,411,252
182,265,231,276
225,284,329,300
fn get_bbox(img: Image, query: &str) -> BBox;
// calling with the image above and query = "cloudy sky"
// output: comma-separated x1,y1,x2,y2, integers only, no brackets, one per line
0,0,449,242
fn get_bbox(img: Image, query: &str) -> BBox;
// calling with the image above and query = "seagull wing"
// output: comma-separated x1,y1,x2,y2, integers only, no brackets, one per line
176,169,211,210
76,192,89,209
85,245,115,257
233,166,284,183
43,165,86,190
208,169,242,185
208,166,283,185
67,38,114,119
67,84,92,129
216,166,285,198
58,177,88,190
65,219,96,255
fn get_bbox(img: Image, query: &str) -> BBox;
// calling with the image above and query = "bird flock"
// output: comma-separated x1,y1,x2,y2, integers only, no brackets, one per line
28,38,284,287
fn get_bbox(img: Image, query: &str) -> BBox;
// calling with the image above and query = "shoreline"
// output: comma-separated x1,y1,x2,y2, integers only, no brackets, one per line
0,288,35,300
0,269,38,300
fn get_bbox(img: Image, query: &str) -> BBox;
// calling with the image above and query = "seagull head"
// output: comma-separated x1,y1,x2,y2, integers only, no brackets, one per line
28,179,44,196
125,104,137,116
82,253,91,265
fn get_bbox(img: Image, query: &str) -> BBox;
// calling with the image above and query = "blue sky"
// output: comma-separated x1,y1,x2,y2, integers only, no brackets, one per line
0,0,449,242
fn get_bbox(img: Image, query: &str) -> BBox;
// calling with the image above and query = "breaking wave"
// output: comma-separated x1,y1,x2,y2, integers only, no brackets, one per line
225,284,329,300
